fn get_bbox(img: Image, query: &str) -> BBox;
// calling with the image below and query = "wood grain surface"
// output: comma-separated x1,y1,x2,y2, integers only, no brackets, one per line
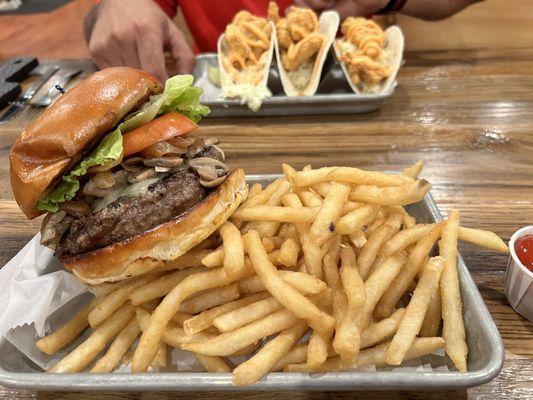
1,1,533,399
0,47,532,399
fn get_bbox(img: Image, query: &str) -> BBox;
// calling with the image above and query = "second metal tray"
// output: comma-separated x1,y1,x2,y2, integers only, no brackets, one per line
0,174,504,391
194,54,393,117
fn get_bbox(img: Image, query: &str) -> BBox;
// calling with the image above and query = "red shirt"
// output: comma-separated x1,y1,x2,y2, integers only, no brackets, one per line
154,0,293,52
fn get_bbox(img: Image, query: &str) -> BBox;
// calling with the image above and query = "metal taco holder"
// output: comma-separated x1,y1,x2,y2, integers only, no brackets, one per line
193,54,395,118
0,174,504,391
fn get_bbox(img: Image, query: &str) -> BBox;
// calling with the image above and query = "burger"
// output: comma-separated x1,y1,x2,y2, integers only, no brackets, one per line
9,67,247,285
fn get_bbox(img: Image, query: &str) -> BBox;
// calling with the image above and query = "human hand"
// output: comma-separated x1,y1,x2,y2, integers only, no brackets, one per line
88,0,194,82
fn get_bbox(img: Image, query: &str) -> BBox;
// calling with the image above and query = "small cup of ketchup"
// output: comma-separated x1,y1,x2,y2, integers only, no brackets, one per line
505,226,533,322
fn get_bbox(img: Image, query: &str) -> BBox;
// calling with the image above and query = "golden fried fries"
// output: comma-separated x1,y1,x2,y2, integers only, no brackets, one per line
440,210,468,372
386,257,444,365
43,160,509,382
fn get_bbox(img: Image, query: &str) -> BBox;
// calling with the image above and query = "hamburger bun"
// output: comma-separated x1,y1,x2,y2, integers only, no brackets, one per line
10,67,163,219
62,168,248,285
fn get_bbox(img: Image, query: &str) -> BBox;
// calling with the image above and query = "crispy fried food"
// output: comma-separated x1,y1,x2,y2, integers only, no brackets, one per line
222,10,272,85
341,53,390,86
338,17,390,87
274,6,325,71
341,17,385,59
282,33,324,71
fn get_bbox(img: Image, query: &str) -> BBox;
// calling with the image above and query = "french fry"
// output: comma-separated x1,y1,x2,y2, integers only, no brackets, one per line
135,308,213,348
90,318,140,373
238,275,266,293
183,292,270,335
129,267,205,306
89,273,162,327
342,201,365,214
271,343,308,371
349,230,367,248
36,298,98,356
229,341,261,357
365,217,386,236
243,180,292,237
402,160,424,179
380,224,435,257
312,182,331,197
307,292,334,370
375,222,443,319
247,183,263,201
238,270,327,295
213,296,282,332
386,257,444,365
282,163,297,180
179,283,240,314
349,179,431,206
359,252,407,330
220,221,245,278
88,281,129,298
300,234,323,278
286,337,444,372
48,303,134,373
233,322,308,385
152,343,167,368
440,210,468,372
170,312,193,327
291,167,412,188
458,226,508,253
361,308,405,349
181,308,300,356
244,231,335,334
309,182,351,245
336,204,379,235
241,179,282,208
160,249,214,271
281,194,322,278
132,265,254,372
262,236,284,250
420,291,442,337
121,351,134,365
194,353,232,372
389,205,416,228
201,247,224,268
233,206,318,223
272,343,337,371
299,190,323,207
322,235,344,320
357,213,403,279
333,246,365,365
277,236,301,267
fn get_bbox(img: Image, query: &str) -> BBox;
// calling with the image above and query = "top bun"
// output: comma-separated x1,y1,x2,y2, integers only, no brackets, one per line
10,67,163,219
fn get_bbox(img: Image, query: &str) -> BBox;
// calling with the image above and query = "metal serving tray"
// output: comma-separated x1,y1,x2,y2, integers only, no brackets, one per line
0,174,504,391
193,54,393,117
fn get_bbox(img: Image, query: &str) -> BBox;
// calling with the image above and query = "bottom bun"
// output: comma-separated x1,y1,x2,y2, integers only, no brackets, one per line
61,168,248,285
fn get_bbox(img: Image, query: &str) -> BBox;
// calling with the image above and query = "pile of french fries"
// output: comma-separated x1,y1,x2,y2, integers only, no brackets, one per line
37,161,508,385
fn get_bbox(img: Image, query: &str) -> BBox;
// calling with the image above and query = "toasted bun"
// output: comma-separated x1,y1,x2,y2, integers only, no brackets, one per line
10,67,163,219
61,168,248,285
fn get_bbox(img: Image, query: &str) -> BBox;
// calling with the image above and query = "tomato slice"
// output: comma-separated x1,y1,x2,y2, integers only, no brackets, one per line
122,112,198,157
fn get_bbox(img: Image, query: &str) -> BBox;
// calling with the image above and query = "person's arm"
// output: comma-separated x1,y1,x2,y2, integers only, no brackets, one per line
295,0,482,21
83,0,193,81
379,0,483,21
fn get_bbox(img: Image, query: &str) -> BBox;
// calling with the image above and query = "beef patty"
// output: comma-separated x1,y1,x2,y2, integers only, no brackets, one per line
58,170,206,256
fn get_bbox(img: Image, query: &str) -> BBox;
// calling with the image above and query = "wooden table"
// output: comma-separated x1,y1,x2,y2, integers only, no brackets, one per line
1,48,533,399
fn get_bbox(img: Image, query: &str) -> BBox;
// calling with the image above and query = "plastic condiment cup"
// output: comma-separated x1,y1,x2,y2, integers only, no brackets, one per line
505,225,533,322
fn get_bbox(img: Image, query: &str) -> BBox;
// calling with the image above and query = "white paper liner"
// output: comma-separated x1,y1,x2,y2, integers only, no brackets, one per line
0,233,449,374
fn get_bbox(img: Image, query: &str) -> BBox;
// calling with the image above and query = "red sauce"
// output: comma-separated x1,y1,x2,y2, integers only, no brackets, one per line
514,234,533,272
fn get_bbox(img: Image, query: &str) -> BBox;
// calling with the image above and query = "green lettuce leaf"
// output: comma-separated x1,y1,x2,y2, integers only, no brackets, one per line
36,75,209,213
37,128,123,213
